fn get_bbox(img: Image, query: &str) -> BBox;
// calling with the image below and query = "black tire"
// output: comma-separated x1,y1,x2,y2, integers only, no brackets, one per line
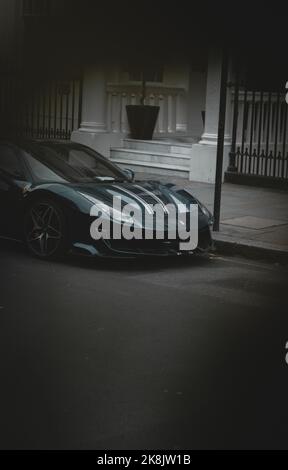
24,198,67,259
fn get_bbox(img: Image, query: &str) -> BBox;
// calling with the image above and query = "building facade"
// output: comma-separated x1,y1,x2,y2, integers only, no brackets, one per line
1,1,287,187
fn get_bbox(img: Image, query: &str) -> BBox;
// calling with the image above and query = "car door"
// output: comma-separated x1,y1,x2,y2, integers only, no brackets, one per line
0,144,29,238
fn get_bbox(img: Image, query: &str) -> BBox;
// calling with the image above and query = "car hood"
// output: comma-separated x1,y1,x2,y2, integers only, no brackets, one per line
70,180,210,229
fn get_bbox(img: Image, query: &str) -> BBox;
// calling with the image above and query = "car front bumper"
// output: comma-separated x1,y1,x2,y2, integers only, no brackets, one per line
70,226,213,258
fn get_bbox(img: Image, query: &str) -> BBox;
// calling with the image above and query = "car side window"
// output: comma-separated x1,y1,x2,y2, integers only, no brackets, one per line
0,145,26,180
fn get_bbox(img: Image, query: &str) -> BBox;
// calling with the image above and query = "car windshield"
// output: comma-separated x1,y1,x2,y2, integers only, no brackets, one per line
23,142,127,183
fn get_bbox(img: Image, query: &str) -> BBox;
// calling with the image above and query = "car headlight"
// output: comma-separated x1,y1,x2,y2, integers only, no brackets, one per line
196,199,214,226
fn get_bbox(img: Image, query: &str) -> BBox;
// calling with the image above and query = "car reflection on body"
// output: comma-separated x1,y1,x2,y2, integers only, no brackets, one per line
0,140,213,259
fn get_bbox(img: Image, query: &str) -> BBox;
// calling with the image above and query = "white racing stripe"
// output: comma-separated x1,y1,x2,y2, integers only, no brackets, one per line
134,184,170,214
113,185,154,215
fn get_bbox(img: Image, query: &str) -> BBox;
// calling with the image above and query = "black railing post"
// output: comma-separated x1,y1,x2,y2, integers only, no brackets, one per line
213,48,229,232
227,65,240,172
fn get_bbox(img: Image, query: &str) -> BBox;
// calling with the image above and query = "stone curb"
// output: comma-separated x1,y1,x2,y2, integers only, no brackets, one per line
212,233,288,264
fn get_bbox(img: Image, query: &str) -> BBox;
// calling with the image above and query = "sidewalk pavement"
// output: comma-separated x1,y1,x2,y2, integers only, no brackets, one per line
136,173,288,262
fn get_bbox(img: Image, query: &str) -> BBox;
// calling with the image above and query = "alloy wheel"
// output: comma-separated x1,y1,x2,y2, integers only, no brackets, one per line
25,202,63,257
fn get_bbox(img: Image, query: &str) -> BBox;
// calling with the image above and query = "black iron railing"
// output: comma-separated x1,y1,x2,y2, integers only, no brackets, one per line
227,84,288,181
0,74,83,140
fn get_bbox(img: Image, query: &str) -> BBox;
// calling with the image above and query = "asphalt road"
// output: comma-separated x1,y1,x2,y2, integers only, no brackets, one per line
0,241,288,450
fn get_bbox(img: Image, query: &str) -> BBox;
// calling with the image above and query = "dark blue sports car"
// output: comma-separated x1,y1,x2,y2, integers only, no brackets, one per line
0,140,213,258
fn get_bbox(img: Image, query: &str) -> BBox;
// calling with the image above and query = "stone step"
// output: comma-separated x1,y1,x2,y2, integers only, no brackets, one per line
110,147,191,169
123,138,193,155
110,158,189,179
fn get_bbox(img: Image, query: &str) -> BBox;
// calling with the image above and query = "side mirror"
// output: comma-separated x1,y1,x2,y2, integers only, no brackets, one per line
123,168,135,181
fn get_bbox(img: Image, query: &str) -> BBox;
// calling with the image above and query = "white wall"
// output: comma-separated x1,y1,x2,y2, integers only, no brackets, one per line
71,51,233,181
72,61,200,155
72,130,123,158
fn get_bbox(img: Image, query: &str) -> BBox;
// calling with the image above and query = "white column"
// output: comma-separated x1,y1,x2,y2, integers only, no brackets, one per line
190,48,231,183
79,66,107,132
71,65,123,157
200,49,230,145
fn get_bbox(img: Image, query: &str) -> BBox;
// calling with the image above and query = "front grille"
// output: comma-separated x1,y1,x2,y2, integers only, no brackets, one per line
102,226,212,255
104,238,180,254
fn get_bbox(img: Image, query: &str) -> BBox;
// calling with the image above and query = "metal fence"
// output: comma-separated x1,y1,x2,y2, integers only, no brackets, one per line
0,74,82,140
228,85,288,181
